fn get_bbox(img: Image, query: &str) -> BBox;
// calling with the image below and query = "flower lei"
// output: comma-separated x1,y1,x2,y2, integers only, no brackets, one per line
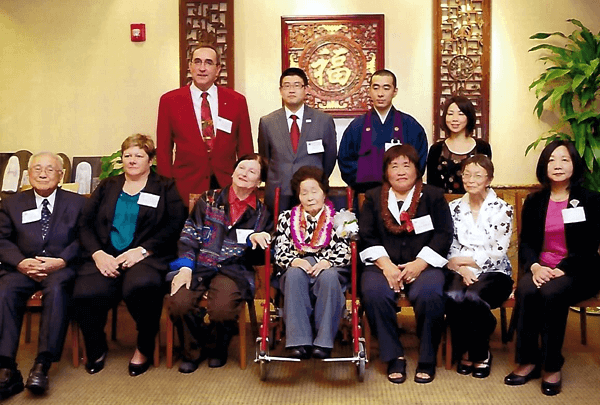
290,200,335,253
381,180,423,234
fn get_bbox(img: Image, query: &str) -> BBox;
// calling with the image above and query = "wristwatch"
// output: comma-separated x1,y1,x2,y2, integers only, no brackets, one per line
140,247,149,258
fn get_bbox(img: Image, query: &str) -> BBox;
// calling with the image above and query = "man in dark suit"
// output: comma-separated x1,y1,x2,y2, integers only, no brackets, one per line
258,67,337,210
0,152,85,398
156,44,253,205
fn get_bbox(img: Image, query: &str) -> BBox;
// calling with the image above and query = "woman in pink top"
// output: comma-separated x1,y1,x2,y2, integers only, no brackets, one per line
504,140,600,396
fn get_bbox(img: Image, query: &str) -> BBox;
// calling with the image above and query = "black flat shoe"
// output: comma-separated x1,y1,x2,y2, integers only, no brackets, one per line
178,357,201,374
312,346,332,359
472,352,493,379
128,359,151,376
387,357,407,384
85,352,107,375
208,348,228,368
287,346,311,360
456,361,473,375
0,368,24,400
24,363,48,395
541,378,562,396
504,365,541,386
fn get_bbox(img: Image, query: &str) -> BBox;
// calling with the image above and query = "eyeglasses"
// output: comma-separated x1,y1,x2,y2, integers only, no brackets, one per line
191,58,217,67
462,173,487,181
31,166,60,175
281,83,305,90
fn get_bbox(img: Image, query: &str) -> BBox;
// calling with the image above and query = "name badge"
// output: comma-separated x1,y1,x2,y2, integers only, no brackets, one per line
562,207,586,224
22,208,41,224
306,139,325,154
138,192,160,208
216,117,233,133
236,229,254,244
385,139,402,151
412,215,434,234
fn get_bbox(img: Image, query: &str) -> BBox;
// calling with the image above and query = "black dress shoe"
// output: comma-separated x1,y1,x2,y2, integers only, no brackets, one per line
541,378,562,396
472,352,492,379
456,361,473,375
287,346,311,360
85,352,107,375
504,365,541,386
25,363,48,395
178,357,201,374
0,368,24,400
312,346,332,359
128,359,151,376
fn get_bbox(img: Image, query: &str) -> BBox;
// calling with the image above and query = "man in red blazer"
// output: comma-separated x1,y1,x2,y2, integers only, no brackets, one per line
156,44,253,205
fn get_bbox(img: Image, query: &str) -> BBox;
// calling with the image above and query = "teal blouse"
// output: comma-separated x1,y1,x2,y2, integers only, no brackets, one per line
110,191,140,251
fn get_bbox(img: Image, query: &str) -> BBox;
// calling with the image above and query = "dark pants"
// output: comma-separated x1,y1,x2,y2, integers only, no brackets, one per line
361,265,446,367
0,267,75,362
168,273,242,361
445,271,513,362
72,261,164,361
514,271,600,372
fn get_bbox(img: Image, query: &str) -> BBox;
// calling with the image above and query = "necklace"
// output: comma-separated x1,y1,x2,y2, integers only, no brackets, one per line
290,200,335,253
381,180,422,234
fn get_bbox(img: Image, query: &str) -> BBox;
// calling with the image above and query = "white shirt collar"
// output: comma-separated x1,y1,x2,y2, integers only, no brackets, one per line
374,106,392,124
285,104,305,122
34,188,57,213
190,82,217,101
388,185,416,224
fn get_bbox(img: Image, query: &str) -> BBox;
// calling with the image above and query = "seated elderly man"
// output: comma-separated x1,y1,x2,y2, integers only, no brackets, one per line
0,152,85,398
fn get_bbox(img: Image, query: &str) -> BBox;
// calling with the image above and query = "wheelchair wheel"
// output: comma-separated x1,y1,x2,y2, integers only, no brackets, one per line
356,341,366,382
259,359,268,381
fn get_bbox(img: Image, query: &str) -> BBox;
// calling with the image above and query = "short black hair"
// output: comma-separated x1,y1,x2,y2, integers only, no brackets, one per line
290,166,329,199
235,153,268,183
280,67,308,87
382,144,422,183
536,140,584,189
440,95,477,135
370,69,397,88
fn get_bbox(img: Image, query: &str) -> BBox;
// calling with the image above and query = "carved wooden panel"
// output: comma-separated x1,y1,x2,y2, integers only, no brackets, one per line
282,15,385,117
180,0,234,88
433,0,490,141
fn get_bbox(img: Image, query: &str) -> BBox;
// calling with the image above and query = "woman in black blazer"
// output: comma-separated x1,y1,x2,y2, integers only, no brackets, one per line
505,140,600,396
73,134,186,376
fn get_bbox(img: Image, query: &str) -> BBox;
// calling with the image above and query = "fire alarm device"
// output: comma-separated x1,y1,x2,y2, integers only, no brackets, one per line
131,24,146,42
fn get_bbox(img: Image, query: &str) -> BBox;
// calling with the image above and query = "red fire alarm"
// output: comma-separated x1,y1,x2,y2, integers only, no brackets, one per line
131,24,146,42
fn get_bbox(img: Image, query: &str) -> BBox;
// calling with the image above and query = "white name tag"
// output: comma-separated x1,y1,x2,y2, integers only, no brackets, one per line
385,139,402,151
138,192,160,208
236,229,253,244
562,206,586,224
412,215,434,234
306,139,325,154
216,116,233,133
22,208,41,224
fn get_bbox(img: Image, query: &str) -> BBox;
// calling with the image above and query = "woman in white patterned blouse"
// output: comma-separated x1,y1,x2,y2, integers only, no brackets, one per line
274,166,352,360
445,154,513,379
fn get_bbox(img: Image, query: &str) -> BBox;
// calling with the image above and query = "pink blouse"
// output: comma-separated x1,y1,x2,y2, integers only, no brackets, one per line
539,199,568,268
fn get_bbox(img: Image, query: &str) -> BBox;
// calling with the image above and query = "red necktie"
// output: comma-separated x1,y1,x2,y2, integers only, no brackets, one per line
201,92,215,151
290,114,300,153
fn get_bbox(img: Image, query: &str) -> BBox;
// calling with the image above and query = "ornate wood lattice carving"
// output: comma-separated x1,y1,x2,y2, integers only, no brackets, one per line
180,0,234,88
433,0,490,141
282,15,385,117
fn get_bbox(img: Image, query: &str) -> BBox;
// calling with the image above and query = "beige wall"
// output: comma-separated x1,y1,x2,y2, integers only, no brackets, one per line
1,0,599,186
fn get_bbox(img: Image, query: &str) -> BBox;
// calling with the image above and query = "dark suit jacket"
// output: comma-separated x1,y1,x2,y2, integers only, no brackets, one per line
0,188,85,270
258,105,337,209
358,184,453,266
156,85,253,204
519,185,600,276
78,172,187,275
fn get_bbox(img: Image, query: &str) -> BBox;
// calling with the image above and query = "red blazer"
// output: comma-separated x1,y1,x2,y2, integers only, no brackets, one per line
156,85,253,204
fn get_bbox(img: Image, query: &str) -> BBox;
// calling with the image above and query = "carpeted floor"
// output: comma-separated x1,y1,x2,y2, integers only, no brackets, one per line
4,306,600,404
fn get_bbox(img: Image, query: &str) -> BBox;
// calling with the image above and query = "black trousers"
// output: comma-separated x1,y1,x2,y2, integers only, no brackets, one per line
514,270,600,372
0,267,75,362
361,265,446,366
72,261,164,361
445,271,513,362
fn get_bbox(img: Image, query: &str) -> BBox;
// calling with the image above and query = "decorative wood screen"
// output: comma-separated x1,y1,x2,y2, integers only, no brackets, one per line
433,0,490,141
179,0,234,88
282,15,385,117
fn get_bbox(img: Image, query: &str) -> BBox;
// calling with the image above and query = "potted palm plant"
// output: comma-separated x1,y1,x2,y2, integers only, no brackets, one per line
526,19,600,192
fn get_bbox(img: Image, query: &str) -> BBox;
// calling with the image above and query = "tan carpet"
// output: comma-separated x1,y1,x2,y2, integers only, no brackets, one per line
4,307,600,404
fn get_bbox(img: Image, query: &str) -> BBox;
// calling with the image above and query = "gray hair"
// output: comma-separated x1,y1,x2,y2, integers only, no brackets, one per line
29,152,64,171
